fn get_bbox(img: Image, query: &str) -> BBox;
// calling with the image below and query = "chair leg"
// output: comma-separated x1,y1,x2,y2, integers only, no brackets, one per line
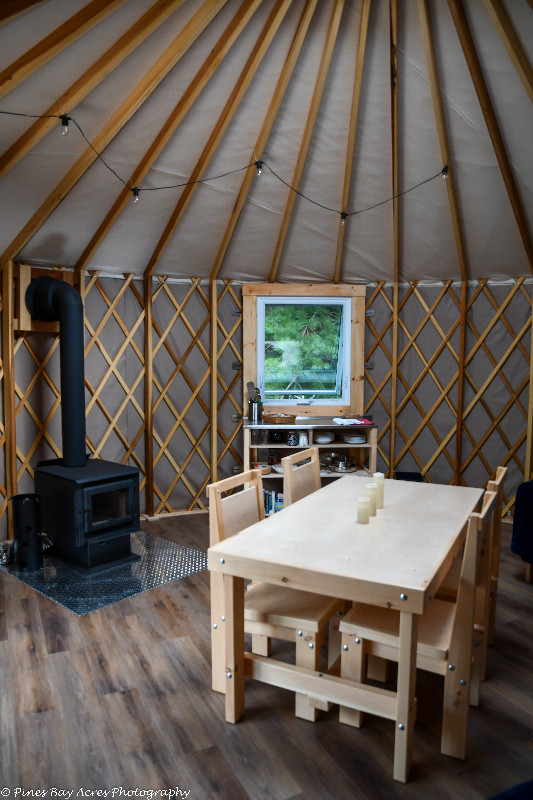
469,629,486,707
441,641,471,759
487,580,497,646
251,633,271,657
339,632,365,728
295,633,320,721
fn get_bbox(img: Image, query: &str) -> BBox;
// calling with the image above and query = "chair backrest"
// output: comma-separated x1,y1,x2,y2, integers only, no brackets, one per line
207,469,265,546
487,466,506,523
487,466,507,569
281,447,321,506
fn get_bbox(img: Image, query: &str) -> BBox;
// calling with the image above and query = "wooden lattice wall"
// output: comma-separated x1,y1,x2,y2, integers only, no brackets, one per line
1,269,531,538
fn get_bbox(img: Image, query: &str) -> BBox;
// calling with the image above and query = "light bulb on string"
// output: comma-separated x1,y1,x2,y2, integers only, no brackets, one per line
442,165,449,180
132,187,140,203
60,114,70,136
255,160,263,176
340,211,347,225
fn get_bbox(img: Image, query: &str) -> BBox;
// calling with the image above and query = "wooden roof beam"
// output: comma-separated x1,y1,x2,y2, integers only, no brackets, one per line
0,0,189,181
0,1,46,29
144,0,294,279
209,0,320,282
417,0,469,282
333,0,371,284
76,0,262,274
448,0,533,274
268,0,346,283
482,0,533,104
389,0,399,478
0,0,130,99
0,0,228,267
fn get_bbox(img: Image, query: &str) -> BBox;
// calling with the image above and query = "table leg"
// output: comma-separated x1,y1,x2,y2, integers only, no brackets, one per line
210,571,225,693
394,611,418,783
224,574,245,723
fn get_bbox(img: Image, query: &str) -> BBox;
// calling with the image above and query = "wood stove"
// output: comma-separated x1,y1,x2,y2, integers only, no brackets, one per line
26,275,140,569
35,458,140,568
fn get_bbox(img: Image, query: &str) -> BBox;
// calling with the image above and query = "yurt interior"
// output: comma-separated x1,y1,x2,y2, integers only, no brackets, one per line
0,0,532,796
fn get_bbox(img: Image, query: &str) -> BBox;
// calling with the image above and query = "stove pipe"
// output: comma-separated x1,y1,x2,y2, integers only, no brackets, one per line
25,276,86,468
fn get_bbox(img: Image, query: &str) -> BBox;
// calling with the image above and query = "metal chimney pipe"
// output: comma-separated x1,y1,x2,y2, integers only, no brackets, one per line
25,276,86,468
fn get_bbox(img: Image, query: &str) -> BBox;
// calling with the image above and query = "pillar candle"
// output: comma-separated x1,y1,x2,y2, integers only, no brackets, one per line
357,496,370,524
373,472,385,508
366,482,378,516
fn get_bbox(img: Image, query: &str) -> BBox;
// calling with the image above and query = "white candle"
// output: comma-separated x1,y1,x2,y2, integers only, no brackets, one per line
373,472,385,508
357,496,370,524
366,482,378,516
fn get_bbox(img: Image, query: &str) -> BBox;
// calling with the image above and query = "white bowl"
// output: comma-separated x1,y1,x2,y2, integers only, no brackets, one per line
315,433,334,444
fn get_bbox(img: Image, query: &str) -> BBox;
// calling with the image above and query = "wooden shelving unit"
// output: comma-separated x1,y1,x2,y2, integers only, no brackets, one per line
243,418,377,482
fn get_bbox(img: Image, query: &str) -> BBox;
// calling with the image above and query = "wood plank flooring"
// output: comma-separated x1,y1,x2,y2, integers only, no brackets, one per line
1,513,532,798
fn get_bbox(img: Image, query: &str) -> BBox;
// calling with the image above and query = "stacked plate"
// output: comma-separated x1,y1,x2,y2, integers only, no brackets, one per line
343,433,366,444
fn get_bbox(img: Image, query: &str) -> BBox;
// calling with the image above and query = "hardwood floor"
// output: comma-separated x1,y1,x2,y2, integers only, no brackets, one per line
1,513,532,798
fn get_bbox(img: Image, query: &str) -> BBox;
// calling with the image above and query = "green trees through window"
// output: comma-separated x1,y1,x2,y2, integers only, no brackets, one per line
263,303,345,399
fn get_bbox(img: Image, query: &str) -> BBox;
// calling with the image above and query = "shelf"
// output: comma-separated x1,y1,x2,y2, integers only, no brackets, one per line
243,417,377,480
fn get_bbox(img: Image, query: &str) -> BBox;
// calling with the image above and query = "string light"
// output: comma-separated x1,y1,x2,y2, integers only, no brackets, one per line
0,109,449,220
60,114,70,136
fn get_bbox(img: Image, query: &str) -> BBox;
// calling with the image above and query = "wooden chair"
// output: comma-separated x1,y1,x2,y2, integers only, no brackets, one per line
339,489,497,761
281,447,321,506
485,466,507,646
281,446,348,675
208,468,344,721
437,467,506,704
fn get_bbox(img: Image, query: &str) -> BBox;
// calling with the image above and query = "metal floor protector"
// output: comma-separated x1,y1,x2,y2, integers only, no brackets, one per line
0,530,207,615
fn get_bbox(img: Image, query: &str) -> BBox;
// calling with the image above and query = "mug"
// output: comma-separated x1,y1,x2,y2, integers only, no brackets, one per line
298,432,308,446
287,432,298,446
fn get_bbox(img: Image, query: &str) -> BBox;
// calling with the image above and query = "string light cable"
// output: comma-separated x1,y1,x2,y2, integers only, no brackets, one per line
0,110,448,216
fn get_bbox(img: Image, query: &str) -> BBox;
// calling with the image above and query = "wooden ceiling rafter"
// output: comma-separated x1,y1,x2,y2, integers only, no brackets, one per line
417,0,469,283
0,0,130,100
389,0,399,479
209,0,320,282
143,0,293,280
268,0,345,283
448,0,533,274
482,0,533,104
0,0,227,266
76,0,262,274
0,0,189,182
0,0,46,29
333,0,371,284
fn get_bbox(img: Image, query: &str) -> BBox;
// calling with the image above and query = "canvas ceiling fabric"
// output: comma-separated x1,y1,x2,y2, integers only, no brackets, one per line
0,0,531,283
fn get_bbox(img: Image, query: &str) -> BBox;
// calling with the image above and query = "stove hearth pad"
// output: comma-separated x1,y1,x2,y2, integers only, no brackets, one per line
0,530,207,615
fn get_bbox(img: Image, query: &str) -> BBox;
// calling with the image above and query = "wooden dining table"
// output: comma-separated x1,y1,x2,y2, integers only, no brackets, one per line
207,474,484,782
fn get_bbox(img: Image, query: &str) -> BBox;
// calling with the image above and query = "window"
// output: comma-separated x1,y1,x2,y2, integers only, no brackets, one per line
257,297,351,406
243,283,365,416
